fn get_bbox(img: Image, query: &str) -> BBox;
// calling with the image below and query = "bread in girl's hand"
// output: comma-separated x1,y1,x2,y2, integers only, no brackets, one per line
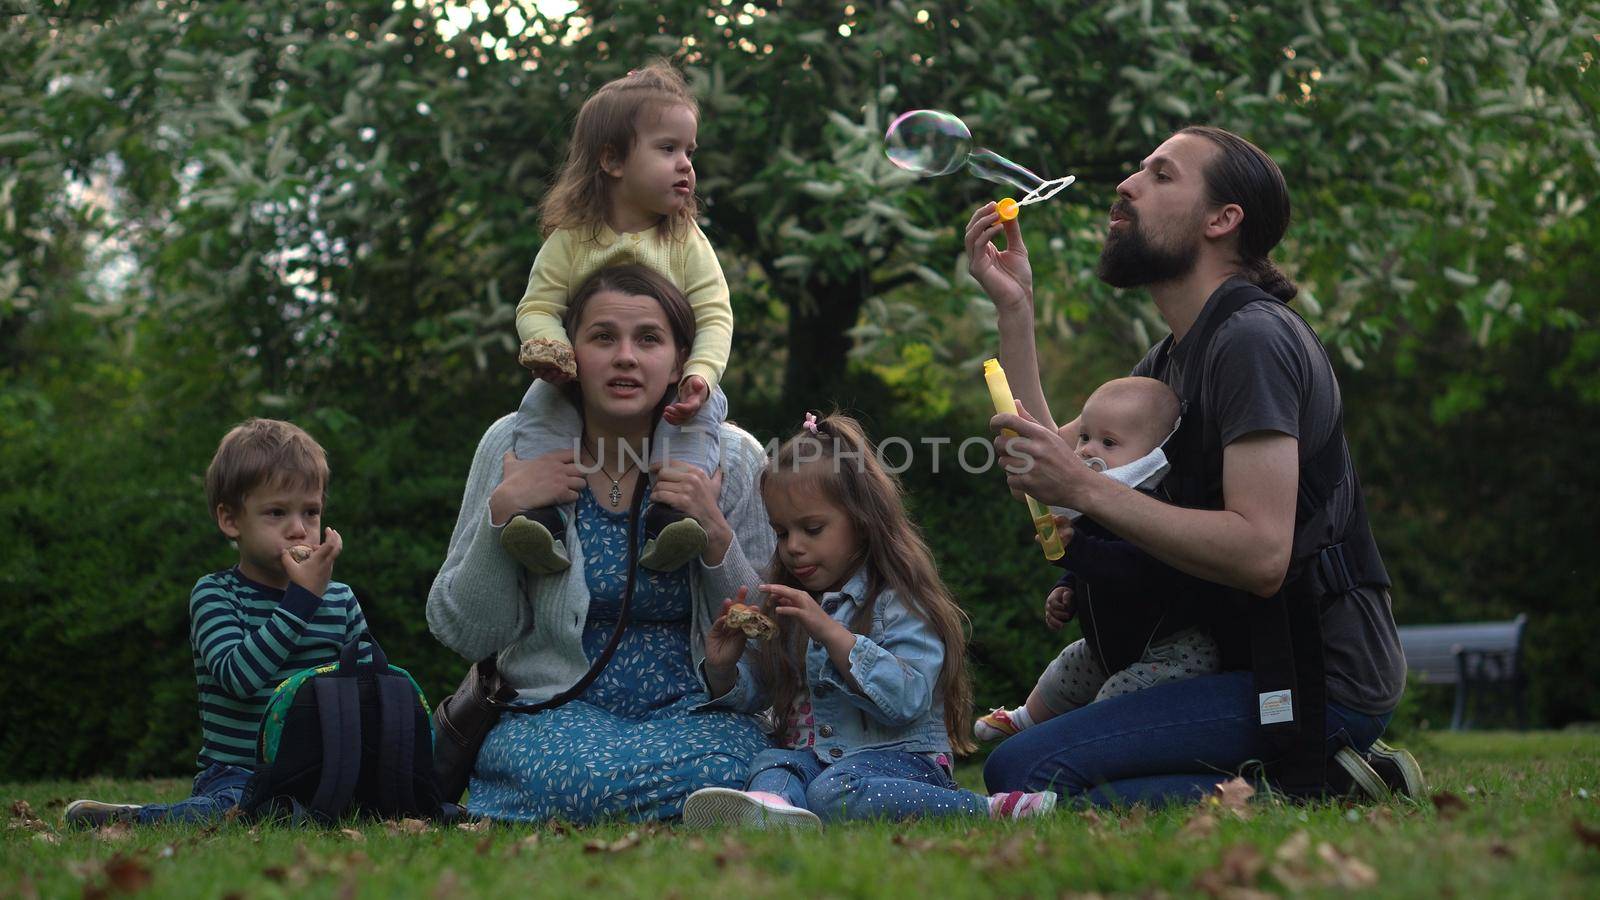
724,602,777,640
288,545,313,563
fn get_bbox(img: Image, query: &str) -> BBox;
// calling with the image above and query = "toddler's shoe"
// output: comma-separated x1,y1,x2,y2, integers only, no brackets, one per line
974,707,1025,742
64,799,141,828
639,503,706,572
988,790,1057,820
681,788,821,830
501,506,570,575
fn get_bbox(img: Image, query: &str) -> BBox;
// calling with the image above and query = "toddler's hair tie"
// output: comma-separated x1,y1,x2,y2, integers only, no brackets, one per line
802,412,820,435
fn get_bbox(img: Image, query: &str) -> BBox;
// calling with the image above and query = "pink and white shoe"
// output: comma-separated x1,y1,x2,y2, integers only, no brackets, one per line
681,787,822,830
988,790,1058,820
974,707,1024,742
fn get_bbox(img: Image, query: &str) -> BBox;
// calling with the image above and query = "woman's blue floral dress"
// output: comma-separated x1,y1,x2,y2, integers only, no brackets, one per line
469,487,770,823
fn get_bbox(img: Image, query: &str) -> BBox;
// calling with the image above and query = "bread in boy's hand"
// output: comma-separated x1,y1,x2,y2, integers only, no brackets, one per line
518,338,577,380
724,602,777,640
288,545,313,563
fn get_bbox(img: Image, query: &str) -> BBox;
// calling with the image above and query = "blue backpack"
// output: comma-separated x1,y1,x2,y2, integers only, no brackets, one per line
239,637,443,824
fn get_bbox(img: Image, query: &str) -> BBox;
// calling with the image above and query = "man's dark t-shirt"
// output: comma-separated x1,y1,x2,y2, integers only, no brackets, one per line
1129,277,1406,714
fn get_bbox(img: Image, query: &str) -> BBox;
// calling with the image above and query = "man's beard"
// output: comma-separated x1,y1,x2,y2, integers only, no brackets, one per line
1096,214,1201,288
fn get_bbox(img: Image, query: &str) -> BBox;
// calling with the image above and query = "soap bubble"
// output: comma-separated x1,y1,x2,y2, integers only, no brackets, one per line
884,108,1075,208
885,109,972,177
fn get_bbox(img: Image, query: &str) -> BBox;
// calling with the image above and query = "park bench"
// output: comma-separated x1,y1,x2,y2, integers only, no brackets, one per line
1396,613,1528,730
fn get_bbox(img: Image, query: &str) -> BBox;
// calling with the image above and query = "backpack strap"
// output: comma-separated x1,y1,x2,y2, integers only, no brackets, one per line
309,676,362,822
375,673,419,818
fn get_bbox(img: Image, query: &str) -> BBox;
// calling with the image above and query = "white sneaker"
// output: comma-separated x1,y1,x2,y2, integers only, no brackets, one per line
681,788,822,830
64,799,141,828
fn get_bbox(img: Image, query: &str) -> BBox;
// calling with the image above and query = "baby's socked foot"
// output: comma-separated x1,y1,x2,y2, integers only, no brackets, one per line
681,787,821,830
501,507,570,575
974,706,1035,742
640,504,706,572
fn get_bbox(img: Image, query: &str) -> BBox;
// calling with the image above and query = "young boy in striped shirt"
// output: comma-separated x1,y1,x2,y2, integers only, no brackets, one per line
65,418,368,826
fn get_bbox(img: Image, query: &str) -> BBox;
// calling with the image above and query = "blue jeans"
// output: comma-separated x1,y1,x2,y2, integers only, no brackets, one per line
983,671,1391,808
747,748,989,823
136,763,253,825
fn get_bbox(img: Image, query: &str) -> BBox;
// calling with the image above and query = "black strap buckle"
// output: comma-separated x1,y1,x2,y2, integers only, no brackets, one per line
1314,543,1356,596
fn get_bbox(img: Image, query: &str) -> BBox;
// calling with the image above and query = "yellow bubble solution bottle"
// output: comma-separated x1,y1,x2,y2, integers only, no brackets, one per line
983,358,1065,561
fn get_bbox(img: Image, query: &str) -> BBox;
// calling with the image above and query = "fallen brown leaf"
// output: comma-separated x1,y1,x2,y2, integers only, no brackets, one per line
1180,810,1219,840
96,821,134,843
1316,842,1378,889
384,818,430,836
339,828,365,843
890,833,939,853
475,836,494,856
1574,818,1600,850
32,832,60,845
1488,840,1515,859
583,830,641,854
1213,777,1256,819
9,800,48,834
1431,791,1467,819
456,817,492,833
1192,843,1267,898
104,854,153,893
1274,830,1311,864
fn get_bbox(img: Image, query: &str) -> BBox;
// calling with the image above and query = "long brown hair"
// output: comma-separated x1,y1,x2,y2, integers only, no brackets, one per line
1177,125,1298,301
539,61,700,241
757,412,976,755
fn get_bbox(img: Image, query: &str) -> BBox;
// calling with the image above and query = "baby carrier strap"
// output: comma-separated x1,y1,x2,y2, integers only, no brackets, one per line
1153,280,1387,793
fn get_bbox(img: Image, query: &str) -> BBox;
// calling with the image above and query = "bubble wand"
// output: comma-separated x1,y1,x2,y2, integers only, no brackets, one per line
885,109,1074,220
983,358,1065,561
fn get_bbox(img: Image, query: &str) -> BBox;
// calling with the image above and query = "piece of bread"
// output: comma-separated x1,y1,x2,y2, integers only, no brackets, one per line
518,338,577,379
724,602,777,640
288,545,313,563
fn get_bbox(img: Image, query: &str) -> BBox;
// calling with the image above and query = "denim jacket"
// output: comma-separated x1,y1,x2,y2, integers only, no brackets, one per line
700,568,952,760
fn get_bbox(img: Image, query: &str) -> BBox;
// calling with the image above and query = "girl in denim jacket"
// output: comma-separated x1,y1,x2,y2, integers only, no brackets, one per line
683,413,1057,828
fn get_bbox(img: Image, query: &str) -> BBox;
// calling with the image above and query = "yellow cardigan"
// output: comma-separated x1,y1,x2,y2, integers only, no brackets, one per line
514,220,732,389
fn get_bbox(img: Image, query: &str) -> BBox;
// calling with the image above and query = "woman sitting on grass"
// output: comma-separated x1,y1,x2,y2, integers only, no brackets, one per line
426,265,772,823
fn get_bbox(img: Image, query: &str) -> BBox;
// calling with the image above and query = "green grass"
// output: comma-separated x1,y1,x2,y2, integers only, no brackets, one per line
5,732,1599,898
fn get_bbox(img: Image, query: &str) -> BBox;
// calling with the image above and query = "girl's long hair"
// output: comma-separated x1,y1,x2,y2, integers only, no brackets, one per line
757,412,976,755
539,61,699,241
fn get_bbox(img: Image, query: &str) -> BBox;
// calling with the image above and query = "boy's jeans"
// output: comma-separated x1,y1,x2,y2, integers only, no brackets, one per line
746,748,988,823
136,763,253,825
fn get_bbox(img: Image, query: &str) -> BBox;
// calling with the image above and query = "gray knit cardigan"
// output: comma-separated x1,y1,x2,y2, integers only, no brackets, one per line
426,415,775,700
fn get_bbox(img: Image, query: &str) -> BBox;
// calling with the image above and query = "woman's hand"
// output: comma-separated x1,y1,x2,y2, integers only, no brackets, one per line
651,462,732,563
964,202,1035,314
489,449,586,526
992,401,1099,510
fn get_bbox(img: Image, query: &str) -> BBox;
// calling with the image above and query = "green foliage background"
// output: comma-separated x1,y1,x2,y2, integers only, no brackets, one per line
2,0,1597,776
